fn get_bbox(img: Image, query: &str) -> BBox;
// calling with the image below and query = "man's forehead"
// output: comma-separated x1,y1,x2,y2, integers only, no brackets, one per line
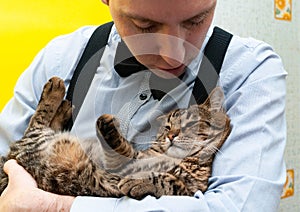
118,0,216,23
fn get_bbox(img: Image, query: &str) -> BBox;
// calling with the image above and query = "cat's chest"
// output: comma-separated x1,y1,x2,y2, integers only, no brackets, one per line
71,70,193,149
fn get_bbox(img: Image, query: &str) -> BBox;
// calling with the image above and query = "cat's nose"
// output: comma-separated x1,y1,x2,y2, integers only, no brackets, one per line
167,130,180,141
168,134,176,141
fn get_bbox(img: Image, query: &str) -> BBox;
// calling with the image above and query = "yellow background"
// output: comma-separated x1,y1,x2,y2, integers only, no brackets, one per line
0,0,112,110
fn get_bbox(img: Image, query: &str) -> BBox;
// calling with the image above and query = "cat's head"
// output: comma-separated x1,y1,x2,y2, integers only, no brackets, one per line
154,87,231,159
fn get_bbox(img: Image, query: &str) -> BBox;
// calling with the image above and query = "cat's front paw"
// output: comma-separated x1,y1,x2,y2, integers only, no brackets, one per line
42,77,66,105
50,100,73,131
25,77,67,131
97,114,120,136
118,178,158,200
96,114,122,149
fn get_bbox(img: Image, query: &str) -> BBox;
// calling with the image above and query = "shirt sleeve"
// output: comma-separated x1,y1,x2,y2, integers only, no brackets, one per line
0,48,46,155
70,37,287,211
0,26,95,155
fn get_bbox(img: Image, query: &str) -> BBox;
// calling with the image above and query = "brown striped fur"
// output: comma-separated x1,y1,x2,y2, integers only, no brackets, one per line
0,77,231,200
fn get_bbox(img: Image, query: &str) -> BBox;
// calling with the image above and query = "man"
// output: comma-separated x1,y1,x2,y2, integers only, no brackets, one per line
0,0,287,211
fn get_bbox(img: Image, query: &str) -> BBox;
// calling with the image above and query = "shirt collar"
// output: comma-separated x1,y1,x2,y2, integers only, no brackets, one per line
113,40,185,100
113,40,147,77
108,23,214,100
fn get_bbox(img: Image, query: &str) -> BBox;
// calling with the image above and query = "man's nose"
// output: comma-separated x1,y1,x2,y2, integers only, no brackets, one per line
158,28,186,67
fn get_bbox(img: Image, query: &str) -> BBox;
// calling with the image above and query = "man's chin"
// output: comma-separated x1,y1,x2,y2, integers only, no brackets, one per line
150,66,186,79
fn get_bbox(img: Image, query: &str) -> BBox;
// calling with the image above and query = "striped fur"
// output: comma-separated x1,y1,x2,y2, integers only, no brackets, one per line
0,77,231,200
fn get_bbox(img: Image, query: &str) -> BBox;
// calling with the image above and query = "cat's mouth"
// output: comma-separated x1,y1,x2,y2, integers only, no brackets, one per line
167,137,195,151
166,137,188,148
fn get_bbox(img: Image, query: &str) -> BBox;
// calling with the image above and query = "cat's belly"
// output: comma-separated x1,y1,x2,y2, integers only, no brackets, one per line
115,155,181,177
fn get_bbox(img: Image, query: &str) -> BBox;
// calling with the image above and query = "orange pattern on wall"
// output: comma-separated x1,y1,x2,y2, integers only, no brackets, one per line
275,0,292,21
281,169,294,199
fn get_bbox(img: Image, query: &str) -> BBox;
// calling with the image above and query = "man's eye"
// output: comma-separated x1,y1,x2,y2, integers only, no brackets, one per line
183,19,205,30
183,10,211,30
132,20,156,33
135,25,156,33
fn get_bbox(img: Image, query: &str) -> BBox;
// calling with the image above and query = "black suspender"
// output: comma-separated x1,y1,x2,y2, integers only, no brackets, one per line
190,27,233,105
65,22,113,130
65,22,232,130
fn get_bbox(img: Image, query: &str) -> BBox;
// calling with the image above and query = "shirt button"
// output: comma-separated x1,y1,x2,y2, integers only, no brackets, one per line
139,93,148,100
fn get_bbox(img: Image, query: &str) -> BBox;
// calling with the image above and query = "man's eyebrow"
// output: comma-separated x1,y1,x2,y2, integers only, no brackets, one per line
121,4,215,23
120,11,159,23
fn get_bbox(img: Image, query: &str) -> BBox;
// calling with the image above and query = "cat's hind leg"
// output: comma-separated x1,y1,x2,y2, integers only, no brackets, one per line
0,156,8,194
118,172,189,200
25,77,66,133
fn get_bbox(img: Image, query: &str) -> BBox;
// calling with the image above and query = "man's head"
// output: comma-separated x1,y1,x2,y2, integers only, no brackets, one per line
102,0,216,78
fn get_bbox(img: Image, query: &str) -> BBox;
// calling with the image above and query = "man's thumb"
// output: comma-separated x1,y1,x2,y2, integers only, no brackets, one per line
3,159,18,175
3,159,37,187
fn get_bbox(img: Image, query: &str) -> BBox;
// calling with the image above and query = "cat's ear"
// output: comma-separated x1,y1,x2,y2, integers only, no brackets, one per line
203,87,225,111
156,114,167,124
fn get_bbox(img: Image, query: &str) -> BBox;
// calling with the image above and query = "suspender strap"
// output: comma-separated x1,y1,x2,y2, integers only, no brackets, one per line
65,21,114,130
190,26,233,105
65,24,232,130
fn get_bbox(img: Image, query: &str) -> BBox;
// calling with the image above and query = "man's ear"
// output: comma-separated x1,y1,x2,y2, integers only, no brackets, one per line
101,0,109,5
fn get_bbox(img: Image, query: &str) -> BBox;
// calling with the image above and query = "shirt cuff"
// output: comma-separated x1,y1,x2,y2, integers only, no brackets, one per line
70,196,118,212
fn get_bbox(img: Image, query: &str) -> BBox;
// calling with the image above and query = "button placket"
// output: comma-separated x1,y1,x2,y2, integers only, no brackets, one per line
116,73,151,135
139,93,148,101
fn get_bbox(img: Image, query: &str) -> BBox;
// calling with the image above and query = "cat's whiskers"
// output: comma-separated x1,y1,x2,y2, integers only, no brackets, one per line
205,145,225,158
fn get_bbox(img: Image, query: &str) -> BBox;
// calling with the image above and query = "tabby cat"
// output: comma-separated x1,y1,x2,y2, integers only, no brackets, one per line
0,77,231,200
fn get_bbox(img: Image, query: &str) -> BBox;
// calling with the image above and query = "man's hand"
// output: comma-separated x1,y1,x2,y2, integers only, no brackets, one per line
0,159,75,212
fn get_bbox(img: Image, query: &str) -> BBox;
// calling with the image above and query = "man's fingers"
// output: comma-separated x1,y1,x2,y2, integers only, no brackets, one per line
3,159,18,175
3,159,37,188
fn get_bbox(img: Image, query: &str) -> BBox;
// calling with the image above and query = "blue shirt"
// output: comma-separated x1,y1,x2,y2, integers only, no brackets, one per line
0,24,287,211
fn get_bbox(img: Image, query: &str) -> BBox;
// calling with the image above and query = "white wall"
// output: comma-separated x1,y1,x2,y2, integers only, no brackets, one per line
213,1,299,211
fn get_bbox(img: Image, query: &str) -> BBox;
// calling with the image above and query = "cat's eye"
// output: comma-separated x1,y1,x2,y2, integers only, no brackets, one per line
174,111,184,118
184,121,198,128
164,126,171,131
174,112,180,118
197,132,208,138
204,120,211,127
